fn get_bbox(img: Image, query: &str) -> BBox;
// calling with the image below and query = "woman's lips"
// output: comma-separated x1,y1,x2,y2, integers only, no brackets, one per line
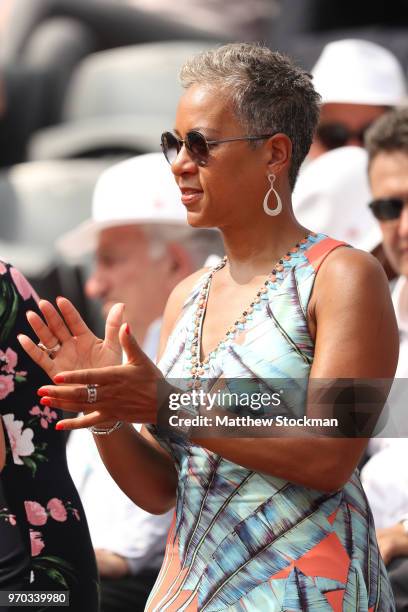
180,188,203,206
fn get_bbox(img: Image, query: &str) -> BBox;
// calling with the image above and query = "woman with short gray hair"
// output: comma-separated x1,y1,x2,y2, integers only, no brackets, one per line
21,43,398,610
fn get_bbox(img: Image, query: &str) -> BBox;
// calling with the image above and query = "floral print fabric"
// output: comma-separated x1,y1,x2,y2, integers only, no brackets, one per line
0,261,98,611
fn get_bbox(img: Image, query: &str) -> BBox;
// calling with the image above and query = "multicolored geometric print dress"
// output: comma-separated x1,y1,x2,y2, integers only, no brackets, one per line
0,261,99,611
146,234,395,611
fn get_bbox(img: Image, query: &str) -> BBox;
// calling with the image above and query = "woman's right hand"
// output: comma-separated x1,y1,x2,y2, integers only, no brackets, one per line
18,297,124,381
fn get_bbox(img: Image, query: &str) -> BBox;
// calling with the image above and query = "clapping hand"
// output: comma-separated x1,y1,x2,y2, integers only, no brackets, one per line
18,298,167,430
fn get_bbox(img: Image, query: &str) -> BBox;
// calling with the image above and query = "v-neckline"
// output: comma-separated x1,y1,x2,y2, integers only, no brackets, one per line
194,233,315,370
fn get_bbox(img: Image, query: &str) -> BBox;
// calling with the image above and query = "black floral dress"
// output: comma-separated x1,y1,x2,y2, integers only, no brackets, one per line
0,261,99,611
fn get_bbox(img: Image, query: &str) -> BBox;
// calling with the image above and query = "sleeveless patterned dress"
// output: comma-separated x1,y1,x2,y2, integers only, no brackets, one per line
146,234,395,612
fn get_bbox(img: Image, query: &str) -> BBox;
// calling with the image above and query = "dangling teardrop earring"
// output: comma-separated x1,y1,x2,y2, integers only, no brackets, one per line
263,173,282,216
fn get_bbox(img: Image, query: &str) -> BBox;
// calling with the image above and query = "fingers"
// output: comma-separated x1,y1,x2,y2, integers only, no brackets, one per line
119,322,146,365
104,303,125,350
39,384,89,405
52,365,122,385
26,310,61,350
37,300,72,343
18,334,55,378
56,297,94,338
38,385,117,421
56,411,107,431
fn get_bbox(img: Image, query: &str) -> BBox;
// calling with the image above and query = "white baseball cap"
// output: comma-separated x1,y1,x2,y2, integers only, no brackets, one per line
57,153,186,258
293,146,382,252
312,39,407,106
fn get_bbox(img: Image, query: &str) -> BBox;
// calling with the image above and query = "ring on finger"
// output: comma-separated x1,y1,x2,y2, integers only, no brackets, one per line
86,384,98,404
38,341,62,360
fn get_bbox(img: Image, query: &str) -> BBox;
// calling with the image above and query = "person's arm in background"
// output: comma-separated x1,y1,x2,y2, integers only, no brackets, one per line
377,518,408,565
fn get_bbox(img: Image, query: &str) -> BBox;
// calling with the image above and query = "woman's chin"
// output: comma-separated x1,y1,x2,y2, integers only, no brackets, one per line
185,209,215,229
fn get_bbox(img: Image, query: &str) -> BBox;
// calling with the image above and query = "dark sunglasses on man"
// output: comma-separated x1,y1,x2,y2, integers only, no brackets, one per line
316,122,373,151
161,130,275,166
369,198,406,221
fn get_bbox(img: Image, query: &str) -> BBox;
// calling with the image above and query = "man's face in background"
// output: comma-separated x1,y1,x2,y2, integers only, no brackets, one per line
369,151,408,277
85,225,173,344
309,103,387,160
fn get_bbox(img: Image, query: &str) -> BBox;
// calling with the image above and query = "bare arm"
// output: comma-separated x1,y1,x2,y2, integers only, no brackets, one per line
192,249,399,492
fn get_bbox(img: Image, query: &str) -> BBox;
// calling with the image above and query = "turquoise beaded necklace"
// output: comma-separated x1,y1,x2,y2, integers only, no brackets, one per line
184,232,315,385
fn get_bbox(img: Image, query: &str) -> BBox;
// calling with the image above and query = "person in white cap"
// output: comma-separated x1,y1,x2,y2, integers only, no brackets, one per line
293,145,382,252
359,107,408,610
309,39,407,160
59,152,223,612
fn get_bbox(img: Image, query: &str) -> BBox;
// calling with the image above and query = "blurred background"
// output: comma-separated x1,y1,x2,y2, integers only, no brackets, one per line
1,0,407,333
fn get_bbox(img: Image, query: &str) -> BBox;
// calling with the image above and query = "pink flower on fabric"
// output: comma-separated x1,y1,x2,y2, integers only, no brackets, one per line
2,414,34,465
47,498,67,522
9,267,38,301
24,501,48,526
0,348,18,374
8,515,17,526
30,405,58,428
0,375,14,399
0,262,6,275
30,530,45,557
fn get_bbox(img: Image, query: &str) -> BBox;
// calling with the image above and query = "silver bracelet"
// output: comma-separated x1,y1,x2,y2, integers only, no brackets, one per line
88,421,124,436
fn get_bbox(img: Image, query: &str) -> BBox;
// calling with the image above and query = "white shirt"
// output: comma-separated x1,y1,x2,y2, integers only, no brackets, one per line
66,317,172,574
361,276,408,528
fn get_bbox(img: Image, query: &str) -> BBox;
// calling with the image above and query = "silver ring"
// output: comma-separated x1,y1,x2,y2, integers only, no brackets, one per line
37,341,61,360
87,384,98,404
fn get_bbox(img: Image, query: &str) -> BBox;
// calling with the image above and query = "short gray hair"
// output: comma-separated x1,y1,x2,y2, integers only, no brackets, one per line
143,224,224,269
180,43,321,189
365,107,408,166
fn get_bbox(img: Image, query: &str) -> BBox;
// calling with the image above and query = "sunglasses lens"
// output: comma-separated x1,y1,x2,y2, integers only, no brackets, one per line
161,132,180,164
369,199,403,221
317,123,349,150
186,131,209,166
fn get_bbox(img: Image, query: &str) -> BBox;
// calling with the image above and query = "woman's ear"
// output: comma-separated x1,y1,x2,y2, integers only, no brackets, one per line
265,133,292,178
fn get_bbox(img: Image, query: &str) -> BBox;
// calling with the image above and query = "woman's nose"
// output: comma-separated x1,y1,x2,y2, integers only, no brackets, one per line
171,144,198,177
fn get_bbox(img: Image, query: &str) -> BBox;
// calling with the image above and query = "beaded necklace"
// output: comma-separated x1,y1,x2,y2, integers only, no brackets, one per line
185,232,315,386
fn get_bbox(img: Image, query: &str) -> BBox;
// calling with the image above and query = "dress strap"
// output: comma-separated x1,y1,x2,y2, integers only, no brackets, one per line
304,236,349,272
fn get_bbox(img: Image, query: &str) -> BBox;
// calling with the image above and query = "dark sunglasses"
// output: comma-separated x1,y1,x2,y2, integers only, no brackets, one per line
316,122,372,151
369,198,404,221
161,130,275,166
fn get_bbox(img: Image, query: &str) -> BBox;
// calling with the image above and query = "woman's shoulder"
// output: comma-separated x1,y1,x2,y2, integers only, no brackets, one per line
310,245,391,316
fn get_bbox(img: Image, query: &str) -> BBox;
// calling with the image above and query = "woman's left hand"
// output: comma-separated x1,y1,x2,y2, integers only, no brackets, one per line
36,324,169,430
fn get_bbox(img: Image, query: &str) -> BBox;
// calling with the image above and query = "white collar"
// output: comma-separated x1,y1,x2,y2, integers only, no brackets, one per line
392,276,408,334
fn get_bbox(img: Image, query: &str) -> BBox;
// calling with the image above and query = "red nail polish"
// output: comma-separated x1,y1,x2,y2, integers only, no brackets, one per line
55,422,64,431
54,375,65,383
126,323,130,335
40,397,52,406
37,388,47,397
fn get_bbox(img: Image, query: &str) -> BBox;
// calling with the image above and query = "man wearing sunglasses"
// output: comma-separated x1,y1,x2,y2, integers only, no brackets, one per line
309,39,406,160
362,107,408,611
